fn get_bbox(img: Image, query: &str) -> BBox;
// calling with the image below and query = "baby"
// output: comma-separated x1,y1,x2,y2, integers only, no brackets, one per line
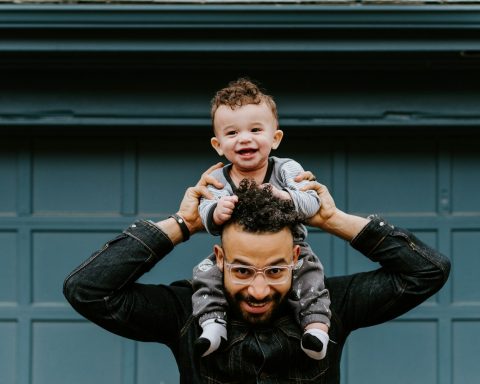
192,78,330,360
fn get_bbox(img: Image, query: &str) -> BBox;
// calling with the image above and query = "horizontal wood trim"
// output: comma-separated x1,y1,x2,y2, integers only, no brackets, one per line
2,4,480,29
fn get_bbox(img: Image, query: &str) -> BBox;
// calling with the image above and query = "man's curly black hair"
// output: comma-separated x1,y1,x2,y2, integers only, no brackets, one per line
228,179,304,234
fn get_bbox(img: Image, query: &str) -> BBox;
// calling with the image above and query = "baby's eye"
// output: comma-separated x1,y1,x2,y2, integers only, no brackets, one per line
226,130,237,136
251,127,262,133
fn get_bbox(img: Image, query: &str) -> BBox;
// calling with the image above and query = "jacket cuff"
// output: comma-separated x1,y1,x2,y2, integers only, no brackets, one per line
123,220,174,260
350,214,394,258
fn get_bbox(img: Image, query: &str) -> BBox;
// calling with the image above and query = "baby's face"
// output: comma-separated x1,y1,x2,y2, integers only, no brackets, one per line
211,102,283,172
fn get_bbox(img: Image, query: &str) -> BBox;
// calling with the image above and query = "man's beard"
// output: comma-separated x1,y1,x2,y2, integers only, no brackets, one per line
226,290,287,325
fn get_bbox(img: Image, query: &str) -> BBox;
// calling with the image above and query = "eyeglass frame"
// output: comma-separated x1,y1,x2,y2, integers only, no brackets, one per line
223,261,295,285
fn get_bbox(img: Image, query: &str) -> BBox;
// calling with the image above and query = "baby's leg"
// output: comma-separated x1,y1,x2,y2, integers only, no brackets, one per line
192,254,228,357
302,322,329,360
196,318,227,357
289,244,331,360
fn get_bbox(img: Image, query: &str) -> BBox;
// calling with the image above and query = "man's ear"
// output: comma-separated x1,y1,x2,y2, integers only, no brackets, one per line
271,129,284,150
214,244,225,271
292,244,300,264
211,137,224,156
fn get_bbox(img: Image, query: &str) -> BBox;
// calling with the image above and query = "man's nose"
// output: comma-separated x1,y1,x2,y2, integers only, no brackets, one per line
247,274,271,299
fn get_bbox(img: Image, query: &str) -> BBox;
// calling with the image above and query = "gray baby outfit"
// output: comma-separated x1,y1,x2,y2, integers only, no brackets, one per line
193,156,331,328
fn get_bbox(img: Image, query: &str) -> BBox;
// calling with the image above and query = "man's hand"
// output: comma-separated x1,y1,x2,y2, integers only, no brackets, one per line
300,180,370,241
300,181,338,229
294,170,338,228
294,171,317,183
213,195,239,226
176,162,224,235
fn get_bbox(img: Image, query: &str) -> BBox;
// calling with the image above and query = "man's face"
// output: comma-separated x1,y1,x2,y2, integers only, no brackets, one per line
214,223,300,325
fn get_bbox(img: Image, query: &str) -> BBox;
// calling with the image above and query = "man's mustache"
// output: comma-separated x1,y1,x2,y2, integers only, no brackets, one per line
235,292,278,305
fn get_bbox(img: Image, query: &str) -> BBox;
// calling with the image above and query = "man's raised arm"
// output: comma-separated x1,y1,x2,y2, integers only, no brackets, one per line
63,163,223,343
299,180,370,241
300,179,450,330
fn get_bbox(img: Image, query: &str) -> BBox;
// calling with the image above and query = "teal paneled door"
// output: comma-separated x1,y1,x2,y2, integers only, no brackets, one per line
0,133,476,384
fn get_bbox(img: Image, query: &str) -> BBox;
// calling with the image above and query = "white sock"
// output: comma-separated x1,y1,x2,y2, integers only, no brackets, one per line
199,318,227,357
301,328,329,360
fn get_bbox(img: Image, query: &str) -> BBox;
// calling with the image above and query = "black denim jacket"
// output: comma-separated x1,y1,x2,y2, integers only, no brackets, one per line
64,216,450,384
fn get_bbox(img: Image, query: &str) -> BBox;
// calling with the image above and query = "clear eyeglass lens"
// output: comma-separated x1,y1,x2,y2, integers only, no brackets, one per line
229,264,291,284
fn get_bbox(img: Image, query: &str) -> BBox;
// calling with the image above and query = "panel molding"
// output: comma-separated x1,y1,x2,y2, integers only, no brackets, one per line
2,4,480,30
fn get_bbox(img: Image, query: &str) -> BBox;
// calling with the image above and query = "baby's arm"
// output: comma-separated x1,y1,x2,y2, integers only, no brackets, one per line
280,160,320,218
213,195,238,226
199,185,232,235
199,182,239,234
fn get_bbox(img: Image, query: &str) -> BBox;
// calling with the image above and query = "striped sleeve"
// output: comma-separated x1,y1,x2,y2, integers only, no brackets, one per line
198,184,231,235
279,159,320,218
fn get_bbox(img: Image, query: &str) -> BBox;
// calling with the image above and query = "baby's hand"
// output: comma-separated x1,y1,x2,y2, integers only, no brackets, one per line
264,184,292,201
213,195,239,226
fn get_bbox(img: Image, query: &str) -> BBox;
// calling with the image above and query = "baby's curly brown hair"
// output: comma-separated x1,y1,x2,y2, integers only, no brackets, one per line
228,179,304,234
210,78,278,129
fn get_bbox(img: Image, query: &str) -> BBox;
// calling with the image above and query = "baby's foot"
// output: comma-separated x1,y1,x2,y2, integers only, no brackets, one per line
301,328,329,360
195,318,227,357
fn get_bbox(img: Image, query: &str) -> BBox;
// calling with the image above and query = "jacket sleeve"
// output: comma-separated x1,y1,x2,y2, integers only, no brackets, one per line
328,215,451,332
63,220,192,345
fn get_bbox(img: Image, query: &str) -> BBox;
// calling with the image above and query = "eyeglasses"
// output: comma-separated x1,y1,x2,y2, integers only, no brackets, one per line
224,262,294,285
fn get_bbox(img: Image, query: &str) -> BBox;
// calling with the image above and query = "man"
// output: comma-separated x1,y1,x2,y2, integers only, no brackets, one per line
63,163,450,383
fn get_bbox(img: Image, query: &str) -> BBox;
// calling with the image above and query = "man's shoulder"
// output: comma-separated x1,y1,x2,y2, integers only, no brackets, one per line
324,275,355,309
171,279,194,291
166,279,195,314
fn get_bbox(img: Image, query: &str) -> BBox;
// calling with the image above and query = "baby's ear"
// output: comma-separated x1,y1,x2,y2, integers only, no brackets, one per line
211,137,224,156
272,129,284,150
